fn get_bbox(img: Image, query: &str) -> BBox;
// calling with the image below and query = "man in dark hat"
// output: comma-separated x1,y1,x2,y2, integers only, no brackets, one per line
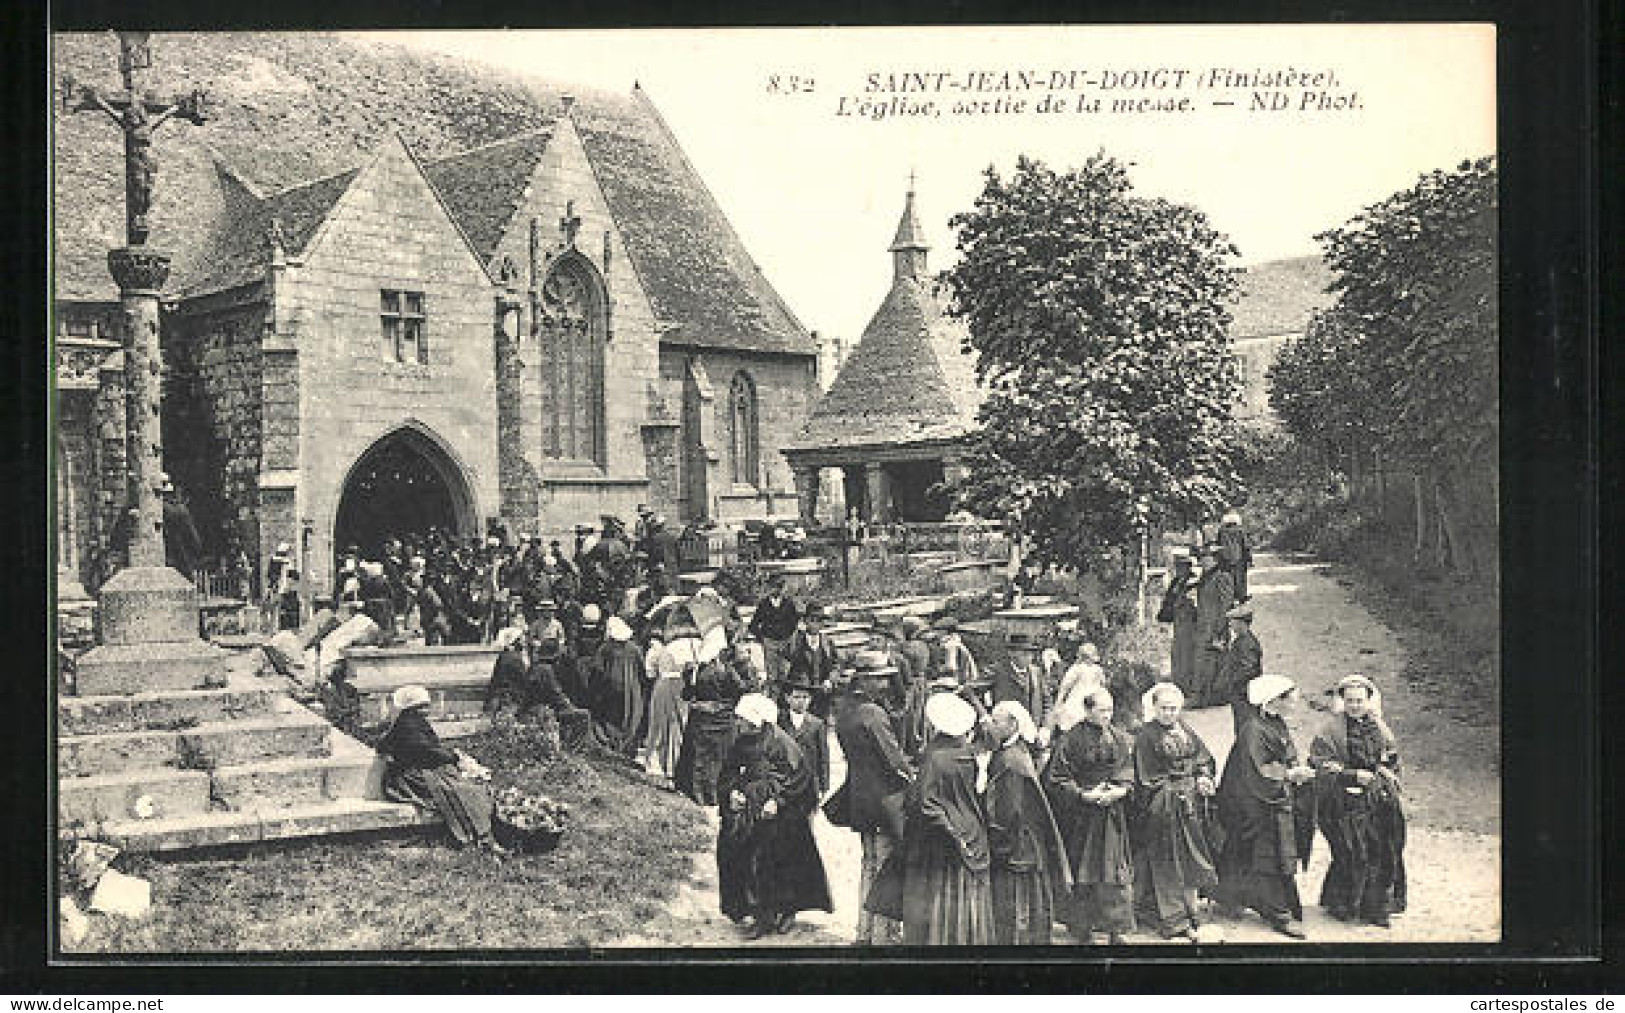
787,602,840,720
828,653,912,945
748,575,800,689
1217,510,1253,603
779,675,830,798
157,473,202,577
1156,547,1200,687
1218,601,1264,733
993,632,1052,731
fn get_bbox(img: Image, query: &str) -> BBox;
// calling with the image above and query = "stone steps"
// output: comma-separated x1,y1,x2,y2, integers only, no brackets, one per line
58,710,332,778
93,799,437,853
59,767,213,826
59,684,279,736
209,753,377,811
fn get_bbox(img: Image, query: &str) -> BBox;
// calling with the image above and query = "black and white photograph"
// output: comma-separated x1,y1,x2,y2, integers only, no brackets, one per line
45,23,1515,957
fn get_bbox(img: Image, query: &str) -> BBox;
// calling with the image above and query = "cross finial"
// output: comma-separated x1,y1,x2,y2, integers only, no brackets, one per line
560,200,582,247
908,167,917,191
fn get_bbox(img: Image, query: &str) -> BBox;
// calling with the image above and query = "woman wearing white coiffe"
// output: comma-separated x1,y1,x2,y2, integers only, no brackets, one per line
1130,682,1221,942
1309,674,1407,927
1212,674,1316,939
375,685,501,851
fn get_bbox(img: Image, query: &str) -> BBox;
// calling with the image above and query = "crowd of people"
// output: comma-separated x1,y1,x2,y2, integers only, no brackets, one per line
352,506,1405,946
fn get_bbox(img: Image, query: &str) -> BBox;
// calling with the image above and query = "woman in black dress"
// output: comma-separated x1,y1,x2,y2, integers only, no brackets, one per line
1309,674,1408,927
376,684,501,851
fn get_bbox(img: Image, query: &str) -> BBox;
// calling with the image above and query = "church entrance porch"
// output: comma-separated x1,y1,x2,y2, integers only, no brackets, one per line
333,426,478,561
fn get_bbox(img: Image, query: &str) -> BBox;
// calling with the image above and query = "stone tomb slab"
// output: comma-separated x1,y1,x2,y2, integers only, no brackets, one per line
74,639,226,697
345,644,501,725
991,604,1080,640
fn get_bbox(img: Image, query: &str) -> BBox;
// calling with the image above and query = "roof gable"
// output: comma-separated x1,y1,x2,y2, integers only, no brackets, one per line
571,89,816,357
422,128,555,267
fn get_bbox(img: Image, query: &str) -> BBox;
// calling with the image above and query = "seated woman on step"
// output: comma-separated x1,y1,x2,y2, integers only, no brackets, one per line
376,684,503,852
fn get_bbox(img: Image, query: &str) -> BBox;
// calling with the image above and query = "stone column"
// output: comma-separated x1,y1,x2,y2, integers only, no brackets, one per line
74,246,220,697
109,246,170,568
790,465,820,525
864,462,890,524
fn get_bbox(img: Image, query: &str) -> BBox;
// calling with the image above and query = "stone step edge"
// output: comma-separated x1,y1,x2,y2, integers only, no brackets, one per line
60,683,280,710
348,670,492,693
57,709,329,747
209,752,375,777
92,799,440,853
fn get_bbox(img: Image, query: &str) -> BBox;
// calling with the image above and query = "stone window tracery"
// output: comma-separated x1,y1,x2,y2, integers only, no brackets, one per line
730,370,760,488
538,261,606,467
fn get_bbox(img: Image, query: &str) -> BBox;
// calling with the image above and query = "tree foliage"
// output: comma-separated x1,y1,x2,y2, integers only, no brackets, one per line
1268,157,1498,575
941,153,1243,568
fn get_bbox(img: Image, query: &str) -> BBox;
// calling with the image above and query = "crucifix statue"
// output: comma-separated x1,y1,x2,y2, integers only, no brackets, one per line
62,31,207,248
61,31,207,570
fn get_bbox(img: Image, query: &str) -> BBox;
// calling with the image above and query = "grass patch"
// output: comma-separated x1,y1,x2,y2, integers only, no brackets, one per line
69,742,711,953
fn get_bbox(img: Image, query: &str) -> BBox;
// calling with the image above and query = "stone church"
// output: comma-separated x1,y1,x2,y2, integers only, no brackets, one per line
53,32,819,596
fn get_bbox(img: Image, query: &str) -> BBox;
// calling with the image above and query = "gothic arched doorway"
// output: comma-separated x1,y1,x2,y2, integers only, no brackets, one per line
333,426,477,562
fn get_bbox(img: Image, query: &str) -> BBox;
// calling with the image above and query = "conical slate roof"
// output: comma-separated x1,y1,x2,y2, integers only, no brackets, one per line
788,276,981,452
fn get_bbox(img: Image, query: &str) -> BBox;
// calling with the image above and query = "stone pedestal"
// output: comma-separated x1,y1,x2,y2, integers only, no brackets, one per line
74,566,222,696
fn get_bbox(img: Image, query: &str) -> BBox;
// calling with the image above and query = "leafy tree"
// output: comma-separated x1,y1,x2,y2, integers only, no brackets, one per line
941,153,1243,570
1268,157,1497,577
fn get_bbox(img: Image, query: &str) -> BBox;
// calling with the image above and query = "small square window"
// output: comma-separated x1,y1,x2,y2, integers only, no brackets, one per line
381,289,427,365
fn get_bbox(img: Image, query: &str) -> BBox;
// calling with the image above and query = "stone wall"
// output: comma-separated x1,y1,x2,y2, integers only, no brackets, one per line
1233,333,1292,422
166,300,269,568
657,346,819,522
279,137,501,593
54,303,127,590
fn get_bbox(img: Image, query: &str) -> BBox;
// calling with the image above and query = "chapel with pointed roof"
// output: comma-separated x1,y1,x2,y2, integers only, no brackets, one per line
782,187,984,524
53,32,821,596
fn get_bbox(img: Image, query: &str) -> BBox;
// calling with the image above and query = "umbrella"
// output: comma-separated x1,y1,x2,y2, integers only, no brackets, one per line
685,593,732,639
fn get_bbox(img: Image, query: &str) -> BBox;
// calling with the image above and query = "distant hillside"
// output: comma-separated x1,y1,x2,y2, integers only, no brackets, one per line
52,31,814,355
53,32,565,299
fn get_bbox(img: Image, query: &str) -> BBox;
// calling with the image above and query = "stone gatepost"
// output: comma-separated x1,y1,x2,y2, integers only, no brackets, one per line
864,462,891,524
790,465,820,525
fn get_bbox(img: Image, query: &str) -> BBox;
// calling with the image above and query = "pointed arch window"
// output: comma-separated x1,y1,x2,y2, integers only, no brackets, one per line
729,370,760,488
537,260,607,467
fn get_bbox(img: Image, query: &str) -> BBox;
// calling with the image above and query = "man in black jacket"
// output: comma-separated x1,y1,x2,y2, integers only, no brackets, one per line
748,576,800,690
829,656,912,945
1218,602,1264,733
786,603,840,719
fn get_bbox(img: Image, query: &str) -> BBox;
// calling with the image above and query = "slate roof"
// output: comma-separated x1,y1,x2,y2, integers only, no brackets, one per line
788,275,982,453
572,89,815,355
1230,255,1334,340
51,31,815,358
421,129,554,265
181,162,361,297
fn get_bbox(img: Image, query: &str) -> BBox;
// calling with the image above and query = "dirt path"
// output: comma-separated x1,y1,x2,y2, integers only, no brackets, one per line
623,552,1499,946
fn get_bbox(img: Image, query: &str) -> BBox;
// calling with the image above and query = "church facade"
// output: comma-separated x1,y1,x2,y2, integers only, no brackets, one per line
53,33,818,596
